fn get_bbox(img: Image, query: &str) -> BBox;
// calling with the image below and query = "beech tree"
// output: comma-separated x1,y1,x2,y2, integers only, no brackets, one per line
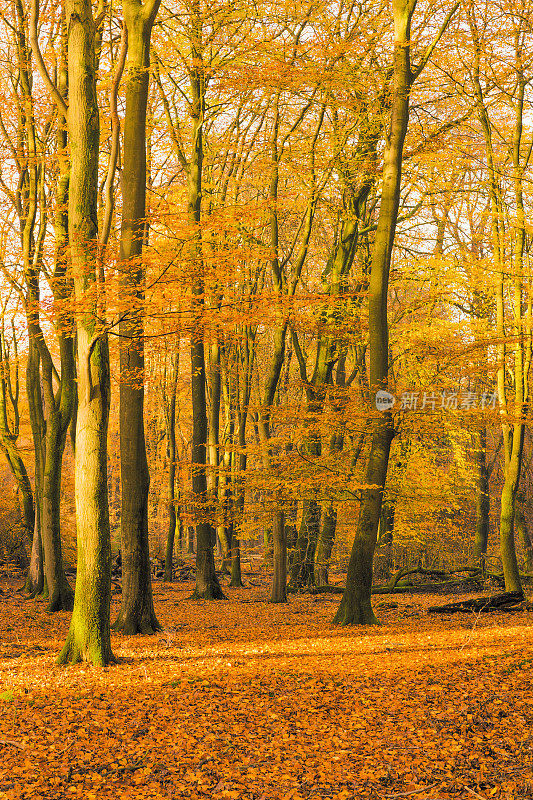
334,0,459,625
113,0,162,635
28,0,116,664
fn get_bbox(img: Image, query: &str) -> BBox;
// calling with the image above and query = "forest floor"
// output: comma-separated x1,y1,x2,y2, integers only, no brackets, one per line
0,566,533,800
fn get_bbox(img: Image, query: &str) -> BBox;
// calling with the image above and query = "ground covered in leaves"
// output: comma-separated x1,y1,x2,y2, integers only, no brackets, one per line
1,568,533,800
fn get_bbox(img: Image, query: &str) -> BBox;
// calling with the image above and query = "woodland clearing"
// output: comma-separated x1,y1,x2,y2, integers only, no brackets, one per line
1,569,532,800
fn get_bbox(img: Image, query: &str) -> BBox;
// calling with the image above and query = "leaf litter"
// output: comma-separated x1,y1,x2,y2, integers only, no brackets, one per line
0,574,532,800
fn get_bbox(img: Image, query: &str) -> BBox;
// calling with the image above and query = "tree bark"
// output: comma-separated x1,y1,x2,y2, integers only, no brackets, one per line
0,330,35,550
516,495,533,573
164,352,179,582
473,423,489,567
55,0,114,665
499,434,523,593
270,508,287,602
187,3,223,599
24,340,45,597
40,340,75,612
334,0,416,625
291,497,320,587
315,504,337,586
114,0,161,634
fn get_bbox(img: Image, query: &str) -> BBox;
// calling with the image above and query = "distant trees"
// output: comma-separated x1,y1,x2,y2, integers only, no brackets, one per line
1,0,533,666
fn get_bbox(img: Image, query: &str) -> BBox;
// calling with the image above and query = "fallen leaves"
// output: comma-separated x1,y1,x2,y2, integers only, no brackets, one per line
0,574,533,799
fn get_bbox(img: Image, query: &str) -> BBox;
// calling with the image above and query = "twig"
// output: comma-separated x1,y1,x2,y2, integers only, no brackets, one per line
0,738,24,750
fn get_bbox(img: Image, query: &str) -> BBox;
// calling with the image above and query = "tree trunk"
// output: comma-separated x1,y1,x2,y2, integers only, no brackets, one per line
291,498,320,587
315,504,337,586
270,509,287,602
164,352,179,582
334,0,417,625
473,423,489,567
217,524,231,574
375,497,395,580
187,525,195,554
516,496,533,573
24,339,45,597
114,0,161,634
334,415,395,624
41,398,74,612
27,503,44,597
500,474,522,592
188,6,223,600
56,0,114,665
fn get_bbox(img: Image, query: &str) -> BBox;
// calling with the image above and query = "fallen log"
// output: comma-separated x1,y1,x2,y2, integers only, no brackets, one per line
385,565,481,592
293,577,485,596
428,591,524,614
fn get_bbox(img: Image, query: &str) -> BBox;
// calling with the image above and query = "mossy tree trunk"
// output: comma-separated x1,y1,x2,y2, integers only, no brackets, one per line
499,430,524,593
114,0,161,634
36,0,116,665
468,3,529,596
335,0,416,626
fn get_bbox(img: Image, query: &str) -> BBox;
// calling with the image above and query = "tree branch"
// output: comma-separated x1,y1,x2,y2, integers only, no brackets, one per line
29,0,68,117
411,2,461,80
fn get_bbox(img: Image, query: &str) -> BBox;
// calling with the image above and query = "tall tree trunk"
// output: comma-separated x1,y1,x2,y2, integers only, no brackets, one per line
53,0,114,665
334,0,415,625
188,4,223,599
467,5,528,595
229,330,253,588
39,46,76,612
114,0,161,634
208,337,221,510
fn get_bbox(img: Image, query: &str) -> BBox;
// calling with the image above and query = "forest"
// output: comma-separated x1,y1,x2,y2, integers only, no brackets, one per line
1,0,533,797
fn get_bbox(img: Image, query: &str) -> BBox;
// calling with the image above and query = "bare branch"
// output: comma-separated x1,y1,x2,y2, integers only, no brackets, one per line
29,0,68,116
